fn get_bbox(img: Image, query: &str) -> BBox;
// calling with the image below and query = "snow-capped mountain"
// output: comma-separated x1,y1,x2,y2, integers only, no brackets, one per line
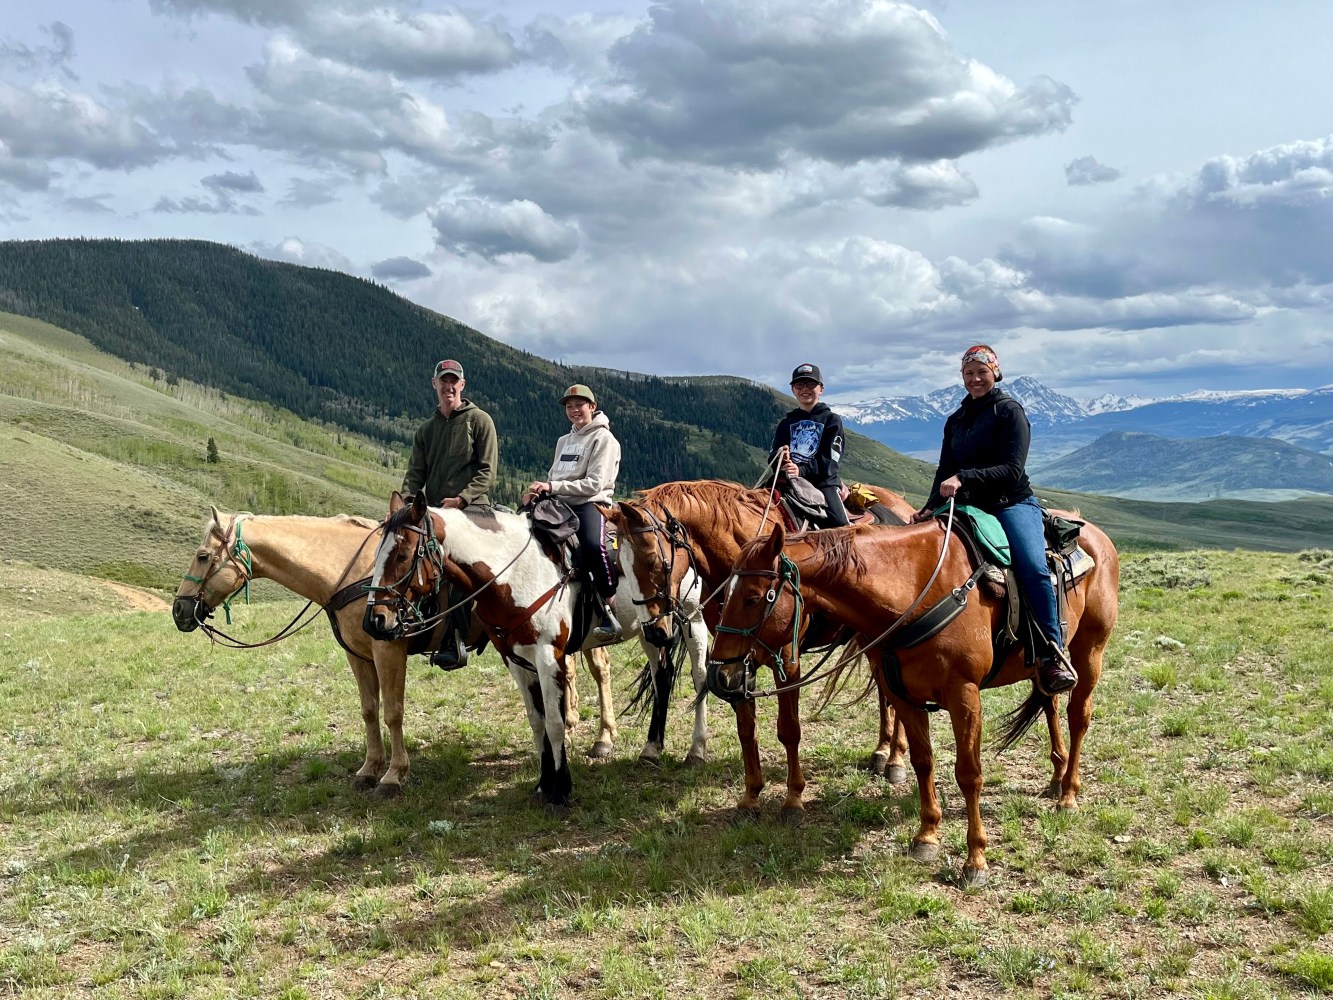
835,380,1333,477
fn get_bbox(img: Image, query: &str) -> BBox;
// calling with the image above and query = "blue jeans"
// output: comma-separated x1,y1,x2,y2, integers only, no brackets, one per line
993,495,1063,651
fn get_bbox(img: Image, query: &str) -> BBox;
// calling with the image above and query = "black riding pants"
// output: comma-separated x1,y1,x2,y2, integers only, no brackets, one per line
572,502,616,599
819,485,850,527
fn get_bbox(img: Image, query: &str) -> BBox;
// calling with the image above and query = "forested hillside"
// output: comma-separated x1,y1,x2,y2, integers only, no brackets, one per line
0,238,929,500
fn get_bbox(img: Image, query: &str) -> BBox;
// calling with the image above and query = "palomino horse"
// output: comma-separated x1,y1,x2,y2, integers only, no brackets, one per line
171,508,617,797
605,480,918,780
708,517,1119,886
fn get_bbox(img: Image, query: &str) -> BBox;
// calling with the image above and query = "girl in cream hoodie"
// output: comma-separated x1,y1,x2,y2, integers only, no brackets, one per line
523,384,622,642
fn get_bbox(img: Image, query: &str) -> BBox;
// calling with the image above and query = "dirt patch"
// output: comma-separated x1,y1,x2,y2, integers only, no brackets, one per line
103,581,171,613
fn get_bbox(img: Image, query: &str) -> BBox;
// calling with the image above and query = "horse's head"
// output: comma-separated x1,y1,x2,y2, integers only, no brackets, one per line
706,523,804,706
364,491,445,641
607,500,692,648
173,507,253,632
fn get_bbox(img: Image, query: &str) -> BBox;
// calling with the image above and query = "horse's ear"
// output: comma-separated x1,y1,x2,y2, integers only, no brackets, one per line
411,491,428,518
596,501,620,525
208,505,224,537
388,491,405,515
765,522,787,557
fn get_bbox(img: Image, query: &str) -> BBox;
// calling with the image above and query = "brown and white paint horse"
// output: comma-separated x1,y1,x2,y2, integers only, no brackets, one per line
708,518,1119,886
172,507,615,798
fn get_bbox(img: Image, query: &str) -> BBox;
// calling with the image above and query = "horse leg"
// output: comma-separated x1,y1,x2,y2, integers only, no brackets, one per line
564,657,580,732
346,651,385,791
1040,694,1069,799
896,701,943,863
638,638,669,766
535,649,573,808
866,665,909,783
734,699,764,812
582,646,618,760
371,640,410,798
684,614,710,767
776,683,807,819
948,684,989,887
1059,638,1106,811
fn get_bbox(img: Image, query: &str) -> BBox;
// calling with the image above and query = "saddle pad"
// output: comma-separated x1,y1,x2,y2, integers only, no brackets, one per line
936,503,1011,567
1051,545,1095,588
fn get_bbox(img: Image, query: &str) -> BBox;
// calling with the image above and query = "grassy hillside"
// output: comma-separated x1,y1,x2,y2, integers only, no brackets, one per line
0,312,398,586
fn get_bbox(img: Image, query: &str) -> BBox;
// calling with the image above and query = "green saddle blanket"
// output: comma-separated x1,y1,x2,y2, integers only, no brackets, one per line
933,503,1011,567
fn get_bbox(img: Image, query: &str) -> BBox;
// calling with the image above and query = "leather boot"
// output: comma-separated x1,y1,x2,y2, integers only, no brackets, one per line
430,627,469,670
1036,649,1076,695
589,597,622,646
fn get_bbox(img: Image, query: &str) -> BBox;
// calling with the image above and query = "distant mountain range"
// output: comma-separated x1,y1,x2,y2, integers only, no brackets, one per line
1033,432,1333,502
835,377,1333,498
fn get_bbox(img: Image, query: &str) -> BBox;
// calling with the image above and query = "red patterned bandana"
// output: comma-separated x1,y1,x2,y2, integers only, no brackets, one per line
960,345,1001,381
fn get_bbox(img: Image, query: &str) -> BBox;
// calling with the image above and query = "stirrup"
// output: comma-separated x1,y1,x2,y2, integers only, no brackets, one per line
430,630,469,671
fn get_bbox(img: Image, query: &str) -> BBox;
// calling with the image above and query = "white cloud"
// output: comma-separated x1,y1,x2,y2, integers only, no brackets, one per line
1065,155,1122,186
430,197,580,262
579,0,1075,168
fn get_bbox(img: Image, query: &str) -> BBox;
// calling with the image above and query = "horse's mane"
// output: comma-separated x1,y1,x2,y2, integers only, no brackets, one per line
800,529,867,582
635,479,771,529
384,504,420,533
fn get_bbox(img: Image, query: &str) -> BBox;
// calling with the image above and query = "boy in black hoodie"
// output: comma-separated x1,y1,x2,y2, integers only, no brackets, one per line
770,362,849,526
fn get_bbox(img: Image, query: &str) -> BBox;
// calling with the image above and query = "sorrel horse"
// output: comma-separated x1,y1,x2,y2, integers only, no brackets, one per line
708,517,1119,886
366,491,714,806
171,508,617,797
606,480,919,779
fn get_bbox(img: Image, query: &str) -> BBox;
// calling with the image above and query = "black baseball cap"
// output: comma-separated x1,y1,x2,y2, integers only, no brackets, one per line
790,362,823,385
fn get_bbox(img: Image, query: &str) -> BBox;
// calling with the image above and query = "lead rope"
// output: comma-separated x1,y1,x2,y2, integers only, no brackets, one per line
745,498,957,700
695,450,789,613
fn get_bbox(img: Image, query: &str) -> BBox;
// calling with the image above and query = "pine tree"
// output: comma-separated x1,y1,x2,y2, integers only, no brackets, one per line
206,437,220,464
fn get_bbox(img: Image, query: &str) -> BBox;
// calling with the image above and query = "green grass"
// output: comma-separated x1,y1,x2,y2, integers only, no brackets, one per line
1,547,1331,997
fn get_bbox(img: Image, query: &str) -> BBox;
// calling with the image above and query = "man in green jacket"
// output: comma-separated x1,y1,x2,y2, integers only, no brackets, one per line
401,358,498,668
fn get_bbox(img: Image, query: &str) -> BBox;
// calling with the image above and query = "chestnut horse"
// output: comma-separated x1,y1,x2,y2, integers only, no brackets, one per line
605,480,918,779
172,508,616,797
708,517,1119,886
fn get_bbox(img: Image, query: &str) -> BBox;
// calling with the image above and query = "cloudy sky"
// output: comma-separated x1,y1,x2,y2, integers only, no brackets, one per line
2,0,1331,401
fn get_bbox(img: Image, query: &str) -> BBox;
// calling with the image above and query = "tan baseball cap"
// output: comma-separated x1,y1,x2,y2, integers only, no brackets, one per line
560,383,596,405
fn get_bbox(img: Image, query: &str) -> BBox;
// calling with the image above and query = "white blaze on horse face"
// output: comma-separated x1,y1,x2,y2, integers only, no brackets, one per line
370,531,397,599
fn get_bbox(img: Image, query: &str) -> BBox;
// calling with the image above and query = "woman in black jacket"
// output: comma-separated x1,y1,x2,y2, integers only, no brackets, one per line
912,345,1076,695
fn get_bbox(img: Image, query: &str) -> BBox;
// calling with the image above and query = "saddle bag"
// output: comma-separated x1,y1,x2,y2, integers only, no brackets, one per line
782,476,829,522
1043,511,1084,557
528,495,580,545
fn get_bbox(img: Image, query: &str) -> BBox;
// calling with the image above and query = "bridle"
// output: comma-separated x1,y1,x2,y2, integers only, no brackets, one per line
364,506,544,642
623,502,697,634
708,553,806,692
709,499,960,702
180,513,375,649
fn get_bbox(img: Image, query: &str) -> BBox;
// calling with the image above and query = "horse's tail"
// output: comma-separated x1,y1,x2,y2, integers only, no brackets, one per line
625,632,686,721
991,684,1052,753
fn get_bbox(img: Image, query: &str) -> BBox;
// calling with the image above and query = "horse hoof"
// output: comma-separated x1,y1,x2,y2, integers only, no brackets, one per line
864,752,890,776
371,781,403,800
731,806,760,823
684,751,708,768
586,741,615,760
908,840,940,863
351,774,380,792
779,806,805,826
958,865,990,889
886,765,909,785
638,751,663,768
1057,798,1080,813
543,800,570,817
1040,780,1062,799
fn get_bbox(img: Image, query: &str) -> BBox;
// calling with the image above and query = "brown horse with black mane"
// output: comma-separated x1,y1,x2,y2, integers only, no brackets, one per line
708,515,1118,886
605,479,918,780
